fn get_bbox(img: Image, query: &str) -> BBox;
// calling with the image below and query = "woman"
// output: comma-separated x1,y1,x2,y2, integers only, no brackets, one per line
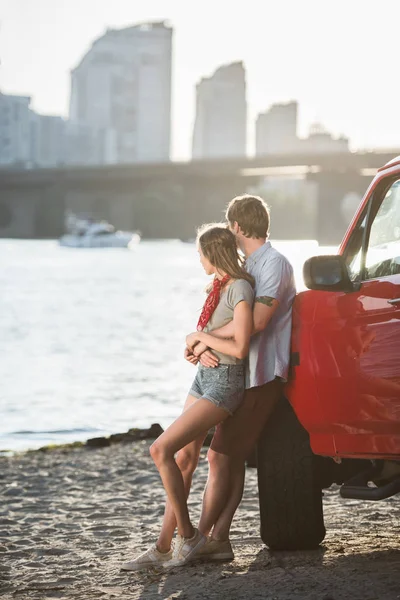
125,223,254,570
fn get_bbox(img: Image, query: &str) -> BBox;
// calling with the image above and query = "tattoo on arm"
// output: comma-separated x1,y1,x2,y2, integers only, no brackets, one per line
255,296,275,307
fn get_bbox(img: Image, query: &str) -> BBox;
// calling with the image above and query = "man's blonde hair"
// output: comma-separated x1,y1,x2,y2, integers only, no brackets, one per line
225,194,270,239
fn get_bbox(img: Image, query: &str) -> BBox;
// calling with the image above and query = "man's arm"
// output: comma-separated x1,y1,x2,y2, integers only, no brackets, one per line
196,296,279,367
252,296,279,333
198,320,235,341
202,296,280,339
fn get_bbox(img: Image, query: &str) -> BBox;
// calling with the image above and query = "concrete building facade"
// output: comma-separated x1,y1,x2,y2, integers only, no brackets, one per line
0,93,32,166
30,114,66,168
256,101,298,155
0,93,67,168
192,62,247,159
69,21,172,165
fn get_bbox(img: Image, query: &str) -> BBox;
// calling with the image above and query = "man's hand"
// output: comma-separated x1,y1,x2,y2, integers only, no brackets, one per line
184,347,199,365
199,349,219,368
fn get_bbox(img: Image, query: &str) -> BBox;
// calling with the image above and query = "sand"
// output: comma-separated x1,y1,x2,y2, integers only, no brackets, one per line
0,440,399,600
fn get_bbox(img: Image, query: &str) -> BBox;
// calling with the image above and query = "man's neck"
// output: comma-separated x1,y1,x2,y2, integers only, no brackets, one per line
241,236,266,258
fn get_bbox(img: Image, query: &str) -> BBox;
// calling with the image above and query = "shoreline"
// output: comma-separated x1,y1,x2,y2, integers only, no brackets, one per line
0,423,165,457
0,422,218,458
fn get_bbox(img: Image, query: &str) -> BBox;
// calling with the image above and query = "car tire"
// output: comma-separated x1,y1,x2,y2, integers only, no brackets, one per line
257,396,326,550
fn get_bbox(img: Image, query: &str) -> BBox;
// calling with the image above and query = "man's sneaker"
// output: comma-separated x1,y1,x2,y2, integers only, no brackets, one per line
121,544,172,571
163,528,206,569
197,537,234,561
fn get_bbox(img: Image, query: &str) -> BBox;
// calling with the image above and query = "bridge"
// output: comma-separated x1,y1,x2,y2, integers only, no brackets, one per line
0,151,398,244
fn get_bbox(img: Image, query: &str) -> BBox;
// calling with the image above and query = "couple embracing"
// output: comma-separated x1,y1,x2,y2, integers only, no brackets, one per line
122,194,296,571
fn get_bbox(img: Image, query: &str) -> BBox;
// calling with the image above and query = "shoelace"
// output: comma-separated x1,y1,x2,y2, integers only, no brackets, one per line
144,545,160,561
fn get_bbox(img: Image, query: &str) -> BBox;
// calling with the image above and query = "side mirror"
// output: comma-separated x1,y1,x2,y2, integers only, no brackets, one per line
303,255,355,292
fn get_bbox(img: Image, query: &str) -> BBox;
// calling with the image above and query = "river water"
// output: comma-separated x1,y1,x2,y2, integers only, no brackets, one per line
0,238,333,452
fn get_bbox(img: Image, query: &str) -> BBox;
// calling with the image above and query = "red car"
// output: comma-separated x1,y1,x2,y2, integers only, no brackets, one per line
257,156,400,550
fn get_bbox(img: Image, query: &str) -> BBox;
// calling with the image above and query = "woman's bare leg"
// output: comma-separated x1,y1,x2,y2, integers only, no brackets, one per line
157,395,207,551
150,399,229,538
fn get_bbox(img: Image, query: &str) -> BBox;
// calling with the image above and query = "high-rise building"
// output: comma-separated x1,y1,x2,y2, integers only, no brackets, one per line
69,21,172,164
255,101,298,155
30,114,66,167
64,122,112,166
192,62,247,159
0,93,69,168
0,93,32,166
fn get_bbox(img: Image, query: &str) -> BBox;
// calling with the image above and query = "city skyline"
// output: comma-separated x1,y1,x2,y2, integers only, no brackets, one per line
1,0,399,160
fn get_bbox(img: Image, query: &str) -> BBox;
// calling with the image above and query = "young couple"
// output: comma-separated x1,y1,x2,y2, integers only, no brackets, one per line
122,194,296,571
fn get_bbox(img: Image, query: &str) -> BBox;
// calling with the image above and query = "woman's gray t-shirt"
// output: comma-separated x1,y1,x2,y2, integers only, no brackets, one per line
203,278,254,365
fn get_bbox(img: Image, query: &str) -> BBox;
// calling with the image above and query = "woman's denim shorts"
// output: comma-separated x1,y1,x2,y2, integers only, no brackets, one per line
189,364,245,415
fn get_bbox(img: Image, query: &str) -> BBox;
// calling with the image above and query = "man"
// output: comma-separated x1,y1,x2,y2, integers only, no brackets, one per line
194,194,296,559
122,194,296,570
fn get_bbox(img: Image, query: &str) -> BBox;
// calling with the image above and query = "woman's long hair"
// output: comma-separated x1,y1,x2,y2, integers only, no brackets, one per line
197,223,255,292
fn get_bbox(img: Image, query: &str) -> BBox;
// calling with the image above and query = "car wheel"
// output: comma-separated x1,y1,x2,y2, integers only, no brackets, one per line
257,397,326,550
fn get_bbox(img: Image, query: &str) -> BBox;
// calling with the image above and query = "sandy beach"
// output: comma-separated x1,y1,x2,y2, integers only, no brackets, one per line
1,440,399,600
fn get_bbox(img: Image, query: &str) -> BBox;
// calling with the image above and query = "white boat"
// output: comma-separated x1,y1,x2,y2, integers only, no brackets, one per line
59,214,140,249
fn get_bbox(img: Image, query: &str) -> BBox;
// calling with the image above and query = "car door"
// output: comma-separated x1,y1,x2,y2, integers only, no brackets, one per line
315,174,400,458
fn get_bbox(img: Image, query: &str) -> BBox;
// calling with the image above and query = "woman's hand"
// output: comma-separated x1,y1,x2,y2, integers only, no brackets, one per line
184,346,199,365
186,331,202,350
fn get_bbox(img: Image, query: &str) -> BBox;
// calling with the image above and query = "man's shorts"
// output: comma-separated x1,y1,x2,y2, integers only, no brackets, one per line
189,364,245,415
210,377,284,457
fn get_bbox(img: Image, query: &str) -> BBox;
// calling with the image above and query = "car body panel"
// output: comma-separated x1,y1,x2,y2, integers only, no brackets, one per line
286,158,400,460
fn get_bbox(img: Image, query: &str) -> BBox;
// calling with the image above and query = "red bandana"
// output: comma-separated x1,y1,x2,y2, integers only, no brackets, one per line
197,274,231,331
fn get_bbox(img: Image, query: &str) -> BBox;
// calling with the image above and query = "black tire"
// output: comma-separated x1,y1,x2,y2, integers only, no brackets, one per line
257,397,326,550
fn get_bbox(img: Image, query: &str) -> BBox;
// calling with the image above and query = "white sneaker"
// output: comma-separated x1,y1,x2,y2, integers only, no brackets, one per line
121,544,172,571
197,537,234,561
163,528,206,569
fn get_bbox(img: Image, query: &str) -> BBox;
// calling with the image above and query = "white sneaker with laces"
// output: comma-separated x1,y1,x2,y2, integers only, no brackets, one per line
121,544,172,571
163,528,206,569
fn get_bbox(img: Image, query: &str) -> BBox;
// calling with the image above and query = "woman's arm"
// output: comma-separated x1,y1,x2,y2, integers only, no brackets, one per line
192,341,209,357
186,301,253,360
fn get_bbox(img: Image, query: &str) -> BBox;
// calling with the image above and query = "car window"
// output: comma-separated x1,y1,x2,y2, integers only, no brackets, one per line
364,179,400,280
346,216,365,280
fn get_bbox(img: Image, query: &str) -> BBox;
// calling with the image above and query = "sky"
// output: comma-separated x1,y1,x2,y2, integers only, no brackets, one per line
0,0,399,160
